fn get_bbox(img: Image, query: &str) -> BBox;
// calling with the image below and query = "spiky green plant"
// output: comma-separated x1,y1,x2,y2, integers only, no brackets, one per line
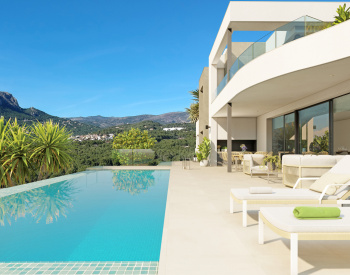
6,119,32,185
0,117,10,187
334,4,350,25
30,120,73,180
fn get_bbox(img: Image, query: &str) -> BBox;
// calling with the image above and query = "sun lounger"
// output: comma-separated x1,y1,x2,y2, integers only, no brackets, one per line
258,207,350,275
230,156,350,227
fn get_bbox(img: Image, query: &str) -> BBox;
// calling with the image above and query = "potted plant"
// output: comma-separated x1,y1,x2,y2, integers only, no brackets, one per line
196,137,211,167
262,155,280,171
221,146,227,152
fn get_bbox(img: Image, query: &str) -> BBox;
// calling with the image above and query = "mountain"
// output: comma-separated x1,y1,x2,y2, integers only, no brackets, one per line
0,92,100,135
70,112,190,128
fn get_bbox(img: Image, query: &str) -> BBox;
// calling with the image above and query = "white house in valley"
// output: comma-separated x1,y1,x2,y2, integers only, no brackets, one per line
197,1,350,170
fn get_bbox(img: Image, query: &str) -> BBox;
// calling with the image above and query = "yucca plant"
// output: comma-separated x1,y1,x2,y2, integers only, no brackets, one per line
0,117,10,187
30,120,73,181
6,119,32,185
334,4,350,25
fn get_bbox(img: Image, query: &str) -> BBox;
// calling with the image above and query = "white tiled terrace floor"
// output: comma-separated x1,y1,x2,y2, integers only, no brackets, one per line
158,162,350,275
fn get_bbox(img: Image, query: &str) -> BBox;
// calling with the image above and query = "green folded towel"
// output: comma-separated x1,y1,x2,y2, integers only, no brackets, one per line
293,206,342,220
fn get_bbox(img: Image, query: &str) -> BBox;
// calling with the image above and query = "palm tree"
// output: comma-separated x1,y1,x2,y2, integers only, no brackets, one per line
30,120,73,181
186,89,199,123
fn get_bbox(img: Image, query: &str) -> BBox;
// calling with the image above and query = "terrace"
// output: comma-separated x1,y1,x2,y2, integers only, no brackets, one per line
158,162,350,275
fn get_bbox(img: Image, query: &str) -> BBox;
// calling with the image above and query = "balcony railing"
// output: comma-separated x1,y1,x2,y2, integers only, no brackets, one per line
214,16,328,98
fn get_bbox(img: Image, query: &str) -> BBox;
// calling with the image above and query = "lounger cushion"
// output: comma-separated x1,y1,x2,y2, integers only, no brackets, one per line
231,188,322,200
260,207,350,233
309,173,350,195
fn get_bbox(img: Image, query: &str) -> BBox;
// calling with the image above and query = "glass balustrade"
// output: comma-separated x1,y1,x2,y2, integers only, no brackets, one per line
215,16,328,98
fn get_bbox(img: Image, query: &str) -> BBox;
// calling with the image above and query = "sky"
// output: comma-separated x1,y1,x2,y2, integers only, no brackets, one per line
0,0,343,118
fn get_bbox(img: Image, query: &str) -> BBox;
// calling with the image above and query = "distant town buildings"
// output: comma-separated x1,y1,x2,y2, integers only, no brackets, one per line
163,127,184,131
69,133,114,142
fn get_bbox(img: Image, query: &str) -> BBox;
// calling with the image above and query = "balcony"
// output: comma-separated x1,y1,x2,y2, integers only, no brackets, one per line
215,16,328,98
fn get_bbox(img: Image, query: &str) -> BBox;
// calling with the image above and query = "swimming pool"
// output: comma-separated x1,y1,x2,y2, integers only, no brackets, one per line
0,169,170,263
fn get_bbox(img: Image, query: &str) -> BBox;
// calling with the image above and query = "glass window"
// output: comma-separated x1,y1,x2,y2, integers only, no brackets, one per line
333,93,350,153
284,113,295,153
272,116,284,155
298,102,329,153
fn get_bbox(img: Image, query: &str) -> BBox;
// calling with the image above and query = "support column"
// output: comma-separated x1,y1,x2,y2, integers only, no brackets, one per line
227,103,232,172
208,64,217,103
226,28,233,82
209,118,218,166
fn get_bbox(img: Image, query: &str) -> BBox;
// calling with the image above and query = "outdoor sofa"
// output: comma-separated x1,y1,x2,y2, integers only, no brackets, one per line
230,156,350,227
282,154,344,187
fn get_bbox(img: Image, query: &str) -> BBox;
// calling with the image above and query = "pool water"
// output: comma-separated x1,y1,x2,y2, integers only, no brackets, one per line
0,170,170,262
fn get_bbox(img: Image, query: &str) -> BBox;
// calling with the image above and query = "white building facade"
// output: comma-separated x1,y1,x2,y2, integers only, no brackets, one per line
205,1,350,170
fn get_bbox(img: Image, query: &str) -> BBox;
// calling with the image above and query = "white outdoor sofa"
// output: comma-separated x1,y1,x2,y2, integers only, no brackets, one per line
230,156,350,227
259,207,350,275
282,154,344,187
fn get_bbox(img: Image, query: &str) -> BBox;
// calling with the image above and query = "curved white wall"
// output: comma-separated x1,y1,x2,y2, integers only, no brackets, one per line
210,20,350,118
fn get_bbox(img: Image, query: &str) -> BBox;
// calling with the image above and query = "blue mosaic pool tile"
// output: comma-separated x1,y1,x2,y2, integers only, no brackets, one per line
0,262,159,275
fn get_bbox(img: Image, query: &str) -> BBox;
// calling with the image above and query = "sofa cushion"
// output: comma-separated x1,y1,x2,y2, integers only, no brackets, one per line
252,154,265,166
300,155,337,167
309,172,350,195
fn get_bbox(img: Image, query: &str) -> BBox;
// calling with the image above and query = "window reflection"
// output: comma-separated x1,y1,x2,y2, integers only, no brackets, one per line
298,102,329,153
272,116,284,155
334,94,350,154
285,113,296,153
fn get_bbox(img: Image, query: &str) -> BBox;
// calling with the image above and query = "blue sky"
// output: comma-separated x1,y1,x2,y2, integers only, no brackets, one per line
0,0,342,117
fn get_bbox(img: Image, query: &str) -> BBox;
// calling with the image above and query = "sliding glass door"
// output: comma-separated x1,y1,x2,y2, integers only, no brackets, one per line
333,93,350,153
285,113,296,153
272,113,295,155
272,116,284,155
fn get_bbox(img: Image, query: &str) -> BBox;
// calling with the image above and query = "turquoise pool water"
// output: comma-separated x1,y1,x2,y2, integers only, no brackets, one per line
0,169,170,262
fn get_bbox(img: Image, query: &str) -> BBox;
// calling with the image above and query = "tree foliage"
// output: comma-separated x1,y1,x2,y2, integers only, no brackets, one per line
186,89,199,123
112,128,156,149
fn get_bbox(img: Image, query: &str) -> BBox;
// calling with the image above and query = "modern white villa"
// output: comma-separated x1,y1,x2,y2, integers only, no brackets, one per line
197,1,350,171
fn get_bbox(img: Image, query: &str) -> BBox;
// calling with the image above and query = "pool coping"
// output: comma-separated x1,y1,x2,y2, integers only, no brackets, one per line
87,166,170,171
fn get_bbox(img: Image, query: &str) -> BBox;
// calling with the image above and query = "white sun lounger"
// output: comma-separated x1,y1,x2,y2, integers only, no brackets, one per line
259,207,350,275
230,156,350,227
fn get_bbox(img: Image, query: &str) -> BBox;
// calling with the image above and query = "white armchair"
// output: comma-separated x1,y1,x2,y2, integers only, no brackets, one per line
243,154,268,177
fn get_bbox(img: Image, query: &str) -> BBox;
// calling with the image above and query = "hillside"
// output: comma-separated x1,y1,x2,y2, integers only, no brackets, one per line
71,120,196,172
0,92,100,135
70,112,189,128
